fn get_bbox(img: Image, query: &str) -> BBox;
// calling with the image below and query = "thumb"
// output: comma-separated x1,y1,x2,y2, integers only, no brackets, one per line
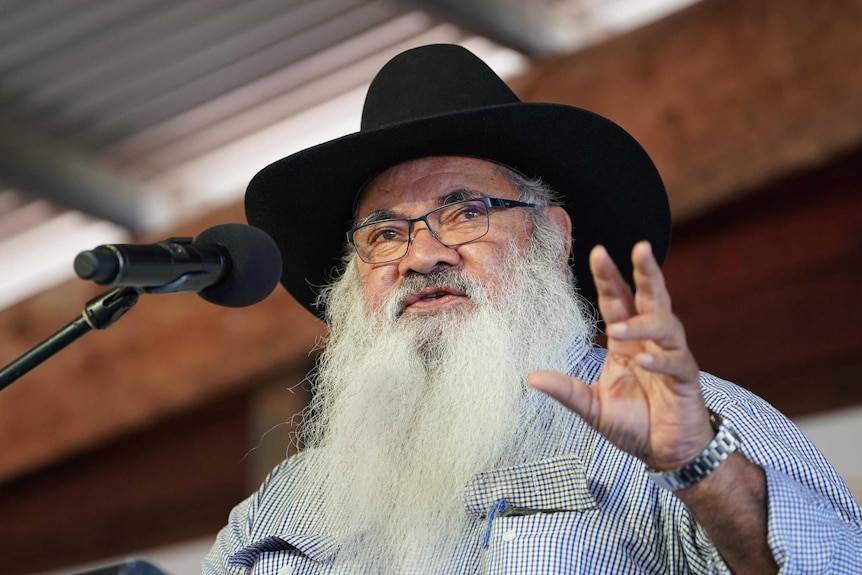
527,370,593,420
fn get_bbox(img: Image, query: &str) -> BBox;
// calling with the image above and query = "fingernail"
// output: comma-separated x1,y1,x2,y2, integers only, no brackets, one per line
638,353,654,366
607,322,627,336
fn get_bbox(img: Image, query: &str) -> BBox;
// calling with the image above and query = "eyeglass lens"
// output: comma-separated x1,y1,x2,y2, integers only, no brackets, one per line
353,199,491,263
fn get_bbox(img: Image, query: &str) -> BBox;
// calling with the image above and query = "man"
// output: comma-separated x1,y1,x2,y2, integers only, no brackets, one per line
205,44,862,574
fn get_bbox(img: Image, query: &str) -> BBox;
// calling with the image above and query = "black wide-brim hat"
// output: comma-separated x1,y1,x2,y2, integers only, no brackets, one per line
246,44,671,320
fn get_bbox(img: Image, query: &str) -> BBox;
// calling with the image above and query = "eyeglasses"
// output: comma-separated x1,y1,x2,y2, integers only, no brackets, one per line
347,197,537,264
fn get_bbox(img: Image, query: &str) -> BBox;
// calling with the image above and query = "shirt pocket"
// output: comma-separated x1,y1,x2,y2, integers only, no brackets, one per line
464,455,603,574
465,454,599,516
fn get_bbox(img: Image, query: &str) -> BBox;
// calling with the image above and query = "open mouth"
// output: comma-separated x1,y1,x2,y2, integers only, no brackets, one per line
419,289,451,301
399,285,468,315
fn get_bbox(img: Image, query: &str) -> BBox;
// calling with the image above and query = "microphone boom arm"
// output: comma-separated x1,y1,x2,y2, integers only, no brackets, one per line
0,287,140,391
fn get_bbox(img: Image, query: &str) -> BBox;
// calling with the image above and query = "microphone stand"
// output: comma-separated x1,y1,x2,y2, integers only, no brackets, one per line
0,287,140,391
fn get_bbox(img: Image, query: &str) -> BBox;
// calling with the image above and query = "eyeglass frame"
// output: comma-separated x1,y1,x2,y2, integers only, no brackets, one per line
346,196,537,264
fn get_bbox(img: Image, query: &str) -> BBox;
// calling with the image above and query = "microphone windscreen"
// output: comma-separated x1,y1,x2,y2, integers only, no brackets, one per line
194,223,283,307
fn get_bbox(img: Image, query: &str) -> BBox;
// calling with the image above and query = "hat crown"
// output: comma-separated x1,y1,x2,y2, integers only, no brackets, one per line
246,43,669,320
361,44,520,131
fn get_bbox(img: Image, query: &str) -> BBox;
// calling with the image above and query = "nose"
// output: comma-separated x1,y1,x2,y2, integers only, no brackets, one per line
397,222,460,276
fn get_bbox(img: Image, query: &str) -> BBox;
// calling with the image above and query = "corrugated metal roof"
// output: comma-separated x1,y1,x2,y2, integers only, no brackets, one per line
0,0,698,310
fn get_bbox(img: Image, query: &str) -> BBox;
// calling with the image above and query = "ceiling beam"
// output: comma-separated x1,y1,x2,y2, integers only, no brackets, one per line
512,0,862,222
0,115,171,232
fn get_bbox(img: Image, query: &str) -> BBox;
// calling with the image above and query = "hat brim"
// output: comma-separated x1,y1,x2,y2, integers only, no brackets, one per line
245,102,670,319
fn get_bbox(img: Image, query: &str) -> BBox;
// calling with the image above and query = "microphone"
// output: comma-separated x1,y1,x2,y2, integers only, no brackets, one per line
73,223,283,307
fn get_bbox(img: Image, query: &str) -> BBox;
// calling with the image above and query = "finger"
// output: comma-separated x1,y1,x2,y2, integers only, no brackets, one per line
635,349,700,386
631,241,672,315
590,245,646,357
606,312,688,351
590,245,636,325
527,370,597,424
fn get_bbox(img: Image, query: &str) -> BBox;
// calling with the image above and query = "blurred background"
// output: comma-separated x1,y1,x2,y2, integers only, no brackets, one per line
0,0,860,573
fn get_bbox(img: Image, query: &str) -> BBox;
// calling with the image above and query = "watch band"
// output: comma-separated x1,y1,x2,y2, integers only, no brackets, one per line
647,412,740,491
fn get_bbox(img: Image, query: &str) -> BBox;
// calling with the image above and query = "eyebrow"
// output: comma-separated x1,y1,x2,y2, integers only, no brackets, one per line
357,208,398,226
440,188,482,204
356,188,484,226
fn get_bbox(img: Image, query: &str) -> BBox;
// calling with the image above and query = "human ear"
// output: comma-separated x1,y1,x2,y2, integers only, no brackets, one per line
545,205,573,259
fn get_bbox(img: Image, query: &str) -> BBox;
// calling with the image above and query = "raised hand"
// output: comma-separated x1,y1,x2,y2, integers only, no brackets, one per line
528,241,713,470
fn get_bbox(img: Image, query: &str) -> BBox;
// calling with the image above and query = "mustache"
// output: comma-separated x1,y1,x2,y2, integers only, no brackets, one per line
387,269,480,319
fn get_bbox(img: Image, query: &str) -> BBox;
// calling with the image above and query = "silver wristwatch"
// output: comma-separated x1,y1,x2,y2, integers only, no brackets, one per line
647,412,740,491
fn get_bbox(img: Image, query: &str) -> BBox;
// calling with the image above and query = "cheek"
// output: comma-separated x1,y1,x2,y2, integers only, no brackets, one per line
460,241,519,294
358,266,397,312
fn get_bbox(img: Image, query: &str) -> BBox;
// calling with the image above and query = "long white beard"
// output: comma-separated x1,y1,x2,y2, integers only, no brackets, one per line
302,220,595,572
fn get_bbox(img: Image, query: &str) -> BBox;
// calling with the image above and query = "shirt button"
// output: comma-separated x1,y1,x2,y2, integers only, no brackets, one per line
501,529,517,542
278,566,294,575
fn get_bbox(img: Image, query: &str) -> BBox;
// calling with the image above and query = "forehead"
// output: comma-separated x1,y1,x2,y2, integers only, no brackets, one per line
356,156,518,217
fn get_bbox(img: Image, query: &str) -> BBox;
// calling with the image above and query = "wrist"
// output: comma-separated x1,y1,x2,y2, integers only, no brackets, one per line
647,411,740,491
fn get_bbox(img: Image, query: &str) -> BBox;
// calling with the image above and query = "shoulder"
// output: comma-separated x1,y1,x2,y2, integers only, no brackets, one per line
239,450,330,540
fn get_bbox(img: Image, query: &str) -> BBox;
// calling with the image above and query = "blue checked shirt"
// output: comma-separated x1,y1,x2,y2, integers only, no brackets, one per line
204,342,862,574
